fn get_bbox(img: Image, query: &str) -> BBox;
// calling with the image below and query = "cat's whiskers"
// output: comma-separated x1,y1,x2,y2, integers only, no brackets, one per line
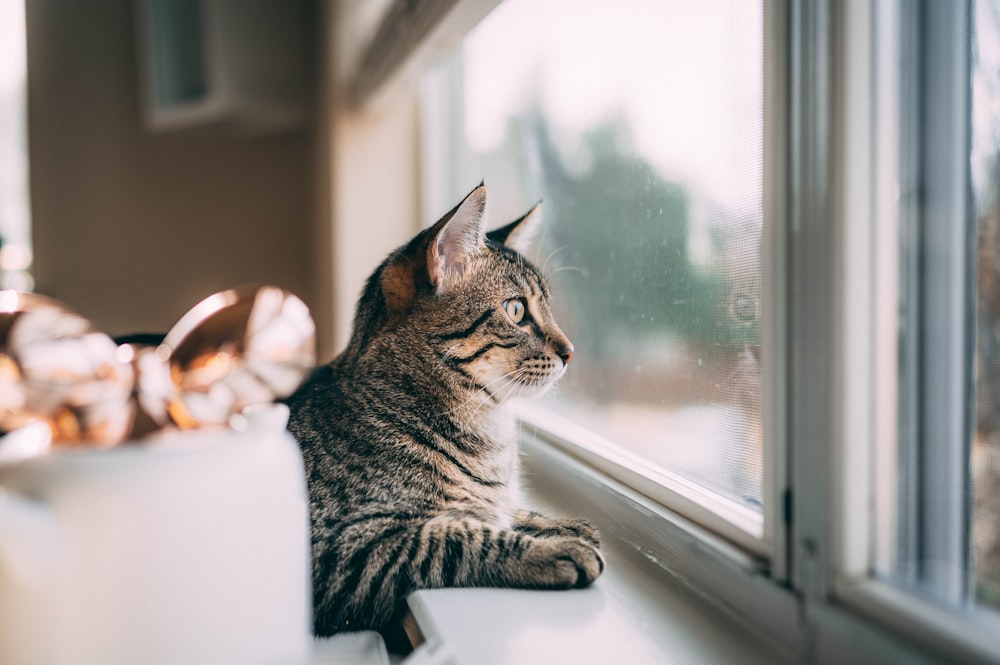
494,369,529,402
541,244,571,274
454,370,529,431
426,357,503,430
434,367,523,419
549,265,583,276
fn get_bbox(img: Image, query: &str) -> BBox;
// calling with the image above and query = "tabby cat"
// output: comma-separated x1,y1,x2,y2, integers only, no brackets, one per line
285,185,604,638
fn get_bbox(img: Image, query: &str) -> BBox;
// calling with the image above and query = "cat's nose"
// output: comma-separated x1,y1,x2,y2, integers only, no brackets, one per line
557,344,574,365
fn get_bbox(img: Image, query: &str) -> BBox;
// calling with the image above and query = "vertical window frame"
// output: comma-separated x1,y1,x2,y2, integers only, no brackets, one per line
786,0,835,601
762,0,792,583
894,0,976,603
832,1,1000,661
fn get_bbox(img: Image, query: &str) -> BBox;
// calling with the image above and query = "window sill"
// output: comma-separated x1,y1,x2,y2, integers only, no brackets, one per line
405,578,782,665
398,414,975,665
400,428,794,665
404,551,788,665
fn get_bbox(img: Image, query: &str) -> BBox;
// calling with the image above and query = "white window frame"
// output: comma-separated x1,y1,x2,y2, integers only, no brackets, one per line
833,1,1000,662
324,0,1000,662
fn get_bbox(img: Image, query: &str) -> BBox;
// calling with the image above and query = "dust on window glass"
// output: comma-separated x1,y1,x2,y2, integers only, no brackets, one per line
426,0,764,508
973,0,1000,611
0,0,32,290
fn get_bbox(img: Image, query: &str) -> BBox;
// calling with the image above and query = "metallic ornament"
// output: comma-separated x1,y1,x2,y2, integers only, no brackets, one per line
0,291,134,446
145,285,316,430
0,285,316,451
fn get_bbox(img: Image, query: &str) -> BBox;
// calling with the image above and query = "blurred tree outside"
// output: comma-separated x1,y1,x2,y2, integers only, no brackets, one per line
508,111,758,403
465,105,764,504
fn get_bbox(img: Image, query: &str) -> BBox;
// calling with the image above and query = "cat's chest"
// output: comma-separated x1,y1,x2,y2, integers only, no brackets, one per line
464,412,522,526
475,460,520,529
483,439,520,490
476,408,520,478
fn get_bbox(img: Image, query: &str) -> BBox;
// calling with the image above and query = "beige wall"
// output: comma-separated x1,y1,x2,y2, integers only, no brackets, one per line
323,2,423,351
24,0,328,353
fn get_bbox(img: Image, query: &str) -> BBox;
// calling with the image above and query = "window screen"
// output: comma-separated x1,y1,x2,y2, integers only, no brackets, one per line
423,0,764,509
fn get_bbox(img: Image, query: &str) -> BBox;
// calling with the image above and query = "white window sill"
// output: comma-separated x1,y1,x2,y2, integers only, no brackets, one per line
398,430,794,665
403,552,787,665
394,418,968,665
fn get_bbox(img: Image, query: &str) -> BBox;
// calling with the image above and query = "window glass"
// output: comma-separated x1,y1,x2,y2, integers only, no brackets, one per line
973,0,1000,611
424,0,764,509
0,0,32,290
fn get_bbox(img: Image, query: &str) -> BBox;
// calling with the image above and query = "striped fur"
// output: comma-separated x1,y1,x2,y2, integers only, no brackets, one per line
285,186,603,637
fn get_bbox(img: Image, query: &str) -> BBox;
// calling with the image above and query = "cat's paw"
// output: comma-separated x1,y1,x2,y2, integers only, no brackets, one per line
555,518,601,549
540,537,605,589
515,512,602,548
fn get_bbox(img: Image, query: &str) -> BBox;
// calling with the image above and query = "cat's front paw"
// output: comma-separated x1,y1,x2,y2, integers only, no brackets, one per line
514,511,602,548
555,518,601,549
542,537,605,589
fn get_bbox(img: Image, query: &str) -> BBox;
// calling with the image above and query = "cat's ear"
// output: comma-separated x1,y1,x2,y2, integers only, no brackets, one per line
427,184,488,290
486,201,542,255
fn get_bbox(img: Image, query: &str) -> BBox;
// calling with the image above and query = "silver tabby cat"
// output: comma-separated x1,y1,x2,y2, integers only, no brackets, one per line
285,185,604,637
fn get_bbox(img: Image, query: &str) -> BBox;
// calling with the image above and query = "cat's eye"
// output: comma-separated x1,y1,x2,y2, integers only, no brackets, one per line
503,298,527,324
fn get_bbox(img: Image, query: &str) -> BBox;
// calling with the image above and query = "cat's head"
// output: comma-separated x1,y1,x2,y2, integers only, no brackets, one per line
351,185,573,404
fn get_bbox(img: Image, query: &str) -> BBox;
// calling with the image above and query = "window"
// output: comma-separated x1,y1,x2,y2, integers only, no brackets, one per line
421,0,768,549
342,0,1000,660
0,0,32,290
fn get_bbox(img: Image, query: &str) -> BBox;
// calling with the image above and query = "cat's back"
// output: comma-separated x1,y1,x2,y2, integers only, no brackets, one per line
285,355,390,501
285,346,463,510
286,341,428,453
285,358,351,450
